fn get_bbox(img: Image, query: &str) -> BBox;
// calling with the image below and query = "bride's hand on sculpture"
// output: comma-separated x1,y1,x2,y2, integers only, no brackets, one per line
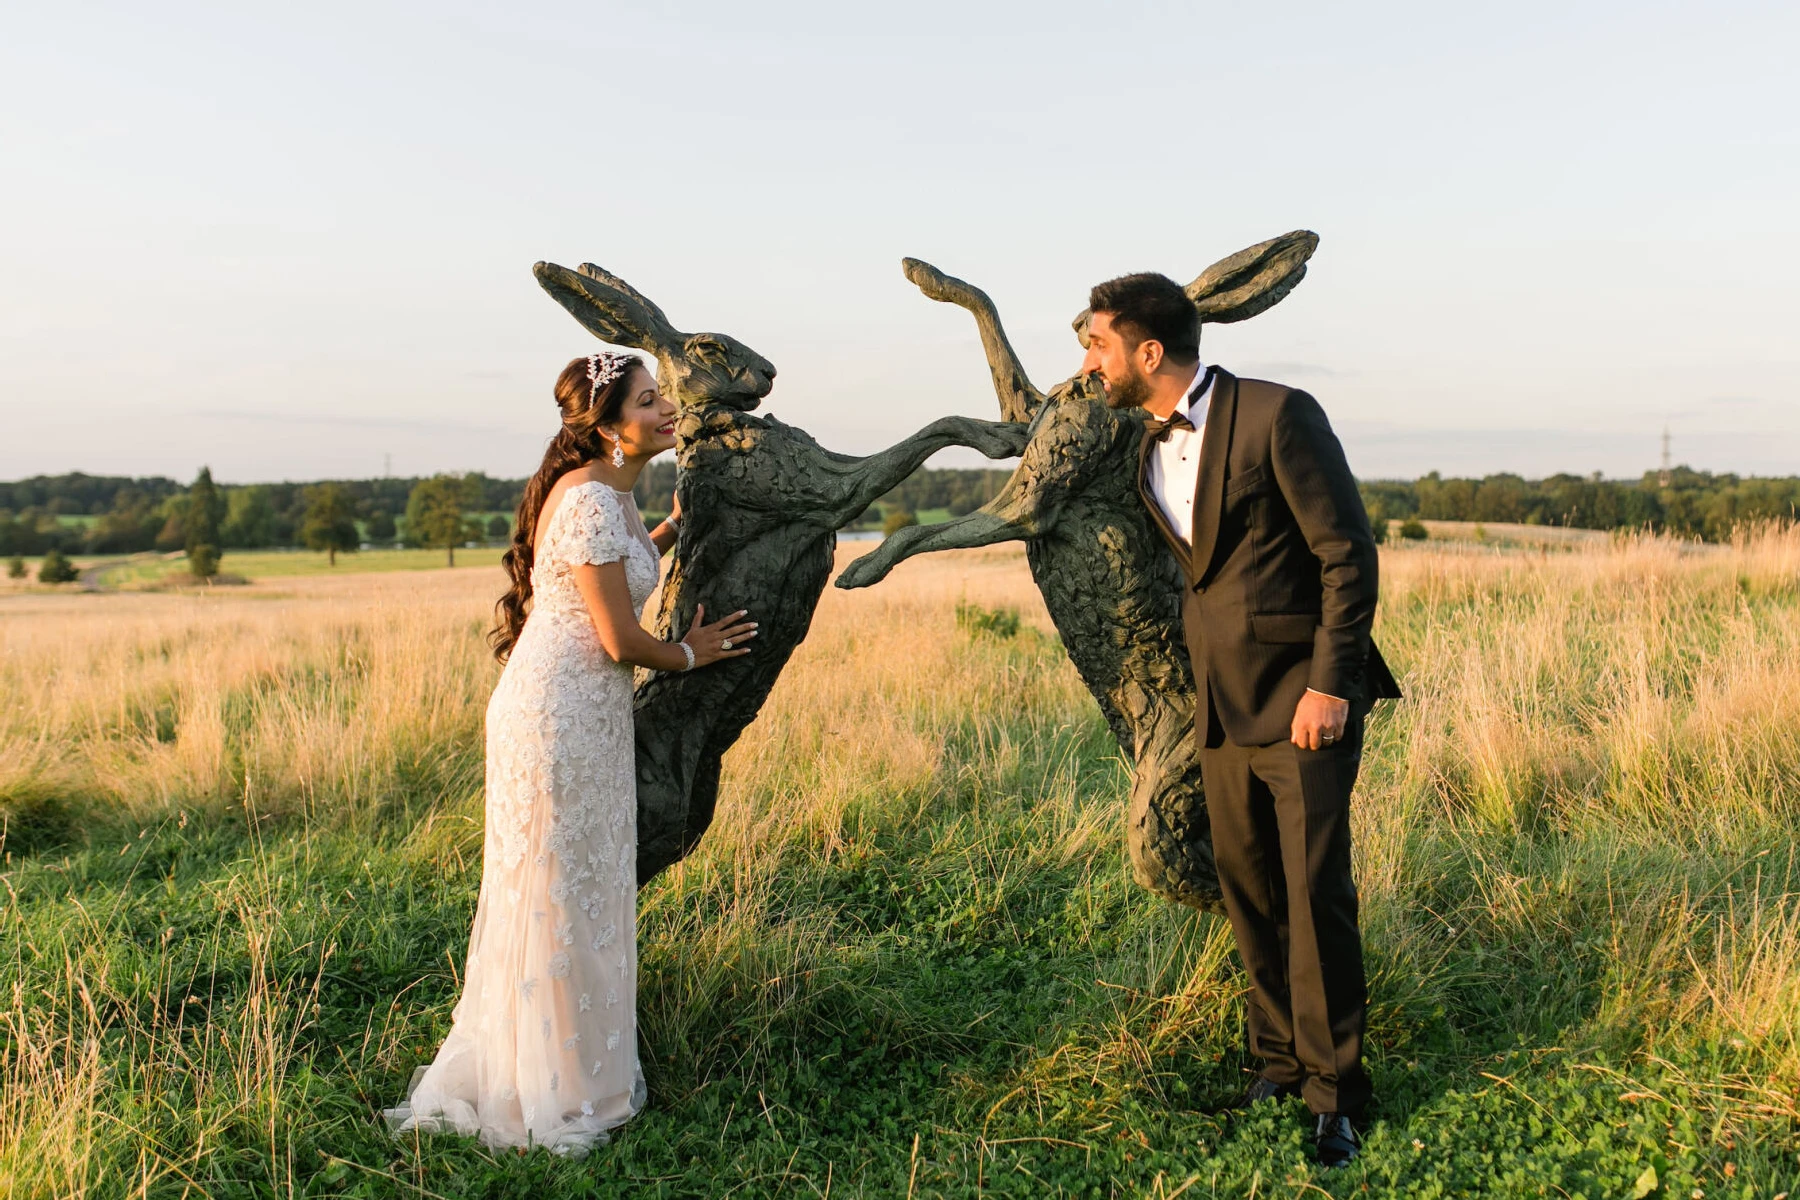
574,563,755,671
681,603,756,666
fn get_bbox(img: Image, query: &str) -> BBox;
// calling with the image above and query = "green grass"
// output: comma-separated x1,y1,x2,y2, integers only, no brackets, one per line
872,506,956,526
14,800,1791,1198
3,541,1798,1197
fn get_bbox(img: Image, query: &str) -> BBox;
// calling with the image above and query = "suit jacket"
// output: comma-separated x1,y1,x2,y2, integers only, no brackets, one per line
1138,367,1401,747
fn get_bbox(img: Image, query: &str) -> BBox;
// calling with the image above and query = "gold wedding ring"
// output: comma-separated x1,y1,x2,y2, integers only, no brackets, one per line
722,638,733,650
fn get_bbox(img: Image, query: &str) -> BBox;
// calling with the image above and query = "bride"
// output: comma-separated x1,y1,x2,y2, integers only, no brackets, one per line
384,351,756,1155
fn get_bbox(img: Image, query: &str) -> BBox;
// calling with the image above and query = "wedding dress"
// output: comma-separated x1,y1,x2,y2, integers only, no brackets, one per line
385,481,660,1156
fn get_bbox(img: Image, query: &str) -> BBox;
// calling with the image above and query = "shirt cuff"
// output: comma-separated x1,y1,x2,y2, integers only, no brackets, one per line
1306,687,1346,704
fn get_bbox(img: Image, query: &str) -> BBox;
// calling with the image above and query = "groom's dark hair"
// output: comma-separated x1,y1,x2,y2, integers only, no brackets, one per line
1088,273,1200,363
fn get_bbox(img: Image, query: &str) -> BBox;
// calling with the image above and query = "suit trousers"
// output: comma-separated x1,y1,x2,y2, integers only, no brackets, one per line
1201,713,1371,1117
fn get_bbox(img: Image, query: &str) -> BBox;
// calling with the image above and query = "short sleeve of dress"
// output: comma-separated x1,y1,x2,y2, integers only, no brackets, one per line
562,485,632,569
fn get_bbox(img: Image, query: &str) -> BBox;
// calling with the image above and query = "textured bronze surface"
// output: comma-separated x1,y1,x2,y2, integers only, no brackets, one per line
836,232,1320,912
535,262,1027,882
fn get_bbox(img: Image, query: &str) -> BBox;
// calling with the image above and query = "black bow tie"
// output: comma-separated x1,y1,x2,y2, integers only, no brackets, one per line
1147,409,1196,443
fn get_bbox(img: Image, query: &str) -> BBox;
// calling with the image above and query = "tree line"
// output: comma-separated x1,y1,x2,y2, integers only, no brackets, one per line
0,466,689,577
5,464,1796,566
1358,468,1800,542
0,471,532,557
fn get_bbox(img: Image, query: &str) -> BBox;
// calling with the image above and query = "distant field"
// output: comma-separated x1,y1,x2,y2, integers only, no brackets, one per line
1388,519,1612,549
95,547,509,587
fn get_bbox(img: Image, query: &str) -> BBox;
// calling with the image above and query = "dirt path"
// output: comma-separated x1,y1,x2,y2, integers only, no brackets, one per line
76,552,178,592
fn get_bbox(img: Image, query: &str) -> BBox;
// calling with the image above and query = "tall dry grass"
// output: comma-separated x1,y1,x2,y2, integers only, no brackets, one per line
2,531,1797,1195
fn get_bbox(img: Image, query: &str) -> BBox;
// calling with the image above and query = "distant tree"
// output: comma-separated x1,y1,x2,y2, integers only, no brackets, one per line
405,474,480,566
365,510,397,543
154,495,189,552
486,514,510,540
38,547,78,584
0,512,51,556
222,486,278,548
1359,480,1418,521
1399,518,1428,541
7,555,25,579
86,488,163,554
184,467,225,579
882,507,918,537
300,483,360,566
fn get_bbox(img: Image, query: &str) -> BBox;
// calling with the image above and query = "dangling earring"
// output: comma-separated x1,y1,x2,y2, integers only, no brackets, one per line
611,439,625,469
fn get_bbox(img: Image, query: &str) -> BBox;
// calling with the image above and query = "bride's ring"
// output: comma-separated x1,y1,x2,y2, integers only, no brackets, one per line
721,638,733,650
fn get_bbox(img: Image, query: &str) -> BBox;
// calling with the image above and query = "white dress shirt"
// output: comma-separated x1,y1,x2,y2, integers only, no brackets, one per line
1147,362,1212,547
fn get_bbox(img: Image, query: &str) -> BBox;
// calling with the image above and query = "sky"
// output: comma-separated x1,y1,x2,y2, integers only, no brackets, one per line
2,0,1796,484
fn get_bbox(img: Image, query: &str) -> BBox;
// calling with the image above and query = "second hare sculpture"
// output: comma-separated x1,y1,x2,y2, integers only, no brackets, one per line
837,232,1321,912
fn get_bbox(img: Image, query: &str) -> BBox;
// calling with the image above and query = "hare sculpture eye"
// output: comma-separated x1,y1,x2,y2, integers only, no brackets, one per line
683,334,731,367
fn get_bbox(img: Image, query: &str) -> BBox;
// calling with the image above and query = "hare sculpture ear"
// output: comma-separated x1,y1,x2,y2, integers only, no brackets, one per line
1070,229,1321,346
1185,230,1319,325
533,261,687,356
1071,307,1095,350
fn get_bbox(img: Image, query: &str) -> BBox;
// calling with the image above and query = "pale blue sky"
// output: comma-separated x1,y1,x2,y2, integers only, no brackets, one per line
3,1,1795,483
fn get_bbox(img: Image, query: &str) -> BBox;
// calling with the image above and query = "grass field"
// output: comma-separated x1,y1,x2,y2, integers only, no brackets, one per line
94,548,511,588
2,532,1797,1197
1393,520,1612,550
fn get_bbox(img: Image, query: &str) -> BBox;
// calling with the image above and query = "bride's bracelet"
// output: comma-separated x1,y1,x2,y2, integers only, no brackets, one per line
677,641,695,671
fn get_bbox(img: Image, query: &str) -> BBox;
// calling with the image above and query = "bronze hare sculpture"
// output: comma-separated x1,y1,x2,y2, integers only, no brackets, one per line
534,261,1027,882
835,232,1320,912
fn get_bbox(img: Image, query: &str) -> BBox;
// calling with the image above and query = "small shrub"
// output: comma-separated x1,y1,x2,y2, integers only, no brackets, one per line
882,508,918,537
188,544,221,579
1399,518,1428,541
37,548,78,583
954,600,1021,639
6,556,25,579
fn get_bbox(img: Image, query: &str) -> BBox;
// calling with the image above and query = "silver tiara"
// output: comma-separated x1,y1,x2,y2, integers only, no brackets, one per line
585,351,633,407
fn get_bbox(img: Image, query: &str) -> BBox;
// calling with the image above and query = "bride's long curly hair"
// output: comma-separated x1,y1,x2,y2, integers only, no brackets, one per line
489,354,644,662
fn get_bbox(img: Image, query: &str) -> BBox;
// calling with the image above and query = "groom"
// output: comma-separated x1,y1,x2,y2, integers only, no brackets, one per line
1080,273,1400,1168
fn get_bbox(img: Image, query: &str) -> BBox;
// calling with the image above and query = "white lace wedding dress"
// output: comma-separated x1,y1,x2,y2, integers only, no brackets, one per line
385,481,660,1156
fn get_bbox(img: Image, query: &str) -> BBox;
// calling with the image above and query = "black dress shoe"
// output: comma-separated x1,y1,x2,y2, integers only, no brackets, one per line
1312,1112,1360,1168
1228,1076,1303,1109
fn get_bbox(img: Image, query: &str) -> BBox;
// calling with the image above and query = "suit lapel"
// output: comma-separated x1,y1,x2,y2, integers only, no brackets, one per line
1188,368,1236,582
1137,418,1191,569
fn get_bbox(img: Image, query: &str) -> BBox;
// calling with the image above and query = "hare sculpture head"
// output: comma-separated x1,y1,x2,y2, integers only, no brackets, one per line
533,261,777,411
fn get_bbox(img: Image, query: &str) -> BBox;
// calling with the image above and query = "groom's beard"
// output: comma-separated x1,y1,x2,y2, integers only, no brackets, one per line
1103,362,1152,411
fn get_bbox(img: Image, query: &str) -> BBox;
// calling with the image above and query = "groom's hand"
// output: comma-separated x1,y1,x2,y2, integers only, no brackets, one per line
1291,689,1349,751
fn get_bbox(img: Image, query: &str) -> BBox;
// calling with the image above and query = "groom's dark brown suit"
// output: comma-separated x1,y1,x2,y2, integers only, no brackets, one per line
1138,366,1400,1118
